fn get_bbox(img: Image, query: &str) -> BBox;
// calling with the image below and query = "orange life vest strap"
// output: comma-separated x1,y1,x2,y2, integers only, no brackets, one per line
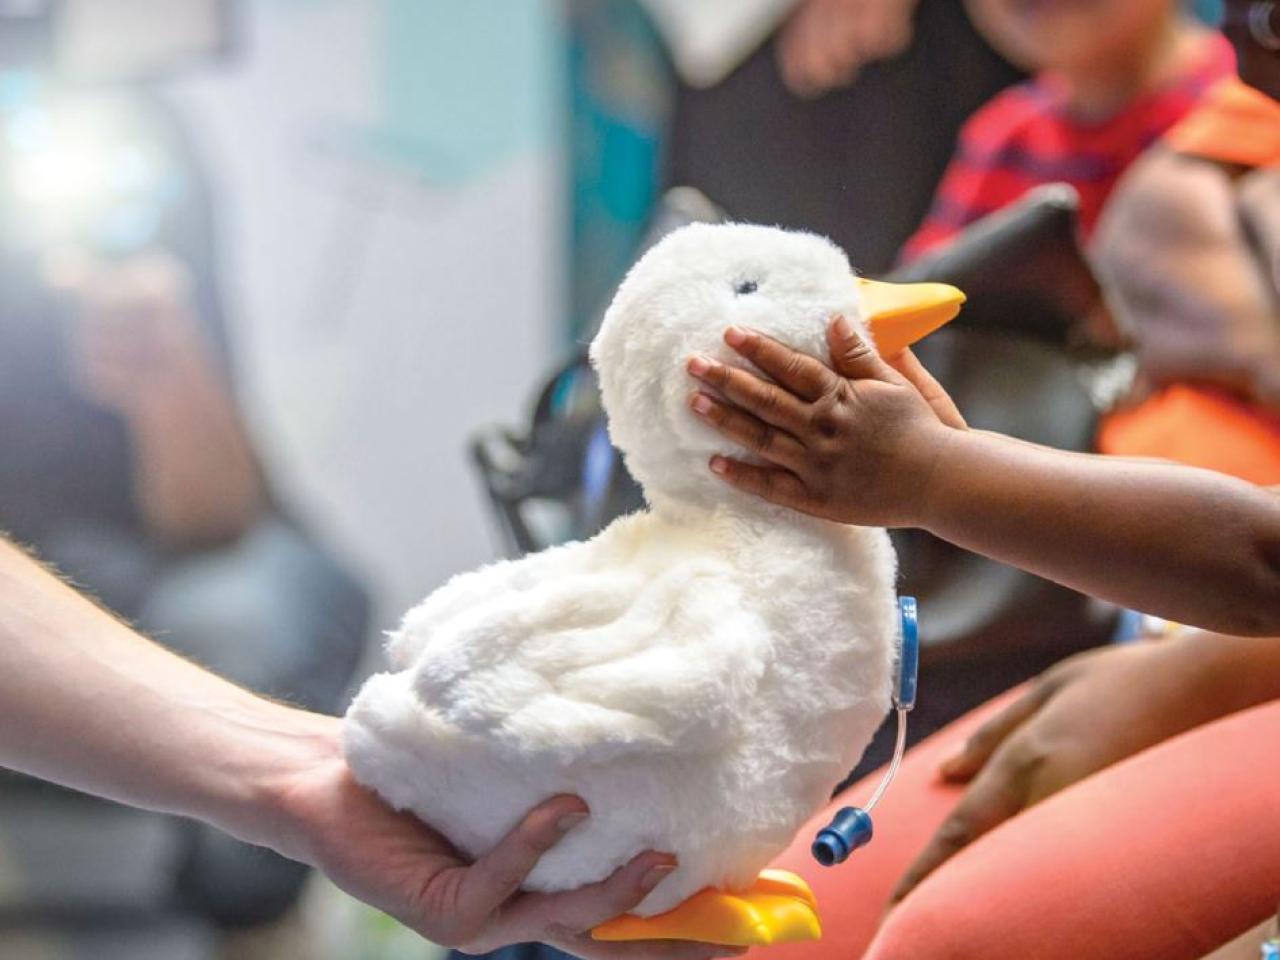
1099,385,1280,486
1164,76,1280,167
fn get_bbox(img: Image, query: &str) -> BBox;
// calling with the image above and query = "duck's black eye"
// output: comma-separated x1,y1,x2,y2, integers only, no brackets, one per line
734,279,758,296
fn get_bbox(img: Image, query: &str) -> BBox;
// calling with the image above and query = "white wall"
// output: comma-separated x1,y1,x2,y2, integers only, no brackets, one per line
161,0,563,627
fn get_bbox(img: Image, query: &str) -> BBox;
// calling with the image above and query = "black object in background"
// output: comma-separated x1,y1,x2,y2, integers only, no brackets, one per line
889,183,1110,351
666,0,1024,276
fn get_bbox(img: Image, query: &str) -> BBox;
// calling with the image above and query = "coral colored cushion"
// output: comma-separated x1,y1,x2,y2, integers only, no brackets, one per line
760,696,1280,959
762,689,1029,960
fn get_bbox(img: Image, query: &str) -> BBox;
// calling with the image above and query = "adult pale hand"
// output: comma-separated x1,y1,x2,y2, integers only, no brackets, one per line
0,540,741,960
888,633,1280,905
777,0,919,97
272,719,741,959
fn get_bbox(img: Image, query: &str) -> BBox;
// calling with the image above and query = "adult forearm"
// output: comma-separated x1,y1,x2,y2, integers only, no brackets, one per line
921,430,1280,635
0,539,329,861
0,543,695,959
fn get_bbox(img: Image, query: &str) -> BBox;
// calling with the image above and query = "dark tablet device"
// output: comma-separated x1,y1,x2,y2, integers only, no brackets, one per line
886,184,1109,351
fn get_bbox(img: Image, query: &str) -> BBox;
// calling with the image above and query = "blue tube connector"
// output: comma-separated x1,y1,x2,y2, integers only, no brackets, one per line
895,596,919,711
811,806,874,867
811,597,920,868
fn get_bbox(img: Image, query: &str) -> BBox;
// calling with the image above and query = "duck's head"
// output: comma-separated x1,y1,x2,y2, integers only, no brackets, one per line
590,222,963,511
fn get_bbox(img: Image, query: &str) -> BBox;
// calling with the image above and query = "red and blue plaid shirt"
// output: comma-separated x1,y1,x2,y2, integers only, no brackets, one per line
900,34,1236,263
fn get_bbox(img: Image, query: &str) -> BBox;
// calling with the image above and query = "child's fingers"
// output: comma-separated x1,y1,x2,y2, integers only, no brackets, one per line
827,315,899,383
938,684,1052,783
690,393,808,471
687,354,809,433
888,757,1029,907
723,327,839,402
708,456,813,512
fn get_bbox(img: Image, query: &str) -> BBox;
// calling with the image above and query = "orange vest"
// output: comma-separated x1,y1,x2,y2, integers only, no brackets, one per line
1097,79,1280,485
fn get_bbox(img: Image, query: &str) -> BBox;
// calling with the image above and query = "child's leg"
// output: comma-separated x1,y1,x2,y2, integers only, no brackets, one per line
866,698,1280,960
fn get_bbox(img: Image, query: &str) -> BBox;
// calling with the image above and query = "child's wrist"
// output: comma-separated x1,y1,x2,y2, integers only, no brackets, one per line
911,425,978,533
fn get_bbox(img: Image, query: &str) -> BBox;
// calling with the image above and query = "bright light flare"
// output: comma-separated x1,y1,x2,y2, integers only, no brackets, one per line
9,108,115,220
3,98,169,250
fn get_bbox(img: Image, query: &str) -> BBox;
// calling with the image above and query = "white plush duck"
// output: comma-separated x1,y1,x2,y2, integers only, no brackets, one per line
344,223,962,946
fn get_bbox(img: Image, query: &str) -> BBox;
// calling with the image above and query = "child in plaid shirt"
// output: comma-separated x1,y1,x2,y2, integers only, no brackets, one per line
901,0,1234,263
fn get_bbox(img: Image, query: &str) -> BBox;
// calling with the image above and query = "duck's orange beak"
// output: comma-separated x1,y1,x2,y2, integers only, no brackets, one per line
857,277,966,357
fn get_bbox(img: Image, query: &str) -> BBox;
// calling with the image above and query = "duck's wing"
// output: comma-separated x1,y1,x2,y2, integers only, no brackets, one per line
386,536,601,669
404,553,772,765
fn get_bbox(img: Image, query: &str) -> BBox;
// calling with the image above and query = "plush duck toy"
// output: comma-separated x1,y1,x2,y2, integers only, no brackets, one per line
344,223,963,947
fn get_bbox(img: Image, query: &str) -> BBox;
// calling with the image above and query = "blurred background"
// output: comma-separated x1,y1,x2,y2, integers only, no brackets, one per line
0,4,565,957
1,0,1271,958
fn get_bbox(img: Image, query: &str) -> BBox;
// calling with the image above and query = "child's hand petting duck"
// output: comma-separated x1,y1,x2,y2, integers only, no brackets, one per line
693,313,1280,637
687,319,967,529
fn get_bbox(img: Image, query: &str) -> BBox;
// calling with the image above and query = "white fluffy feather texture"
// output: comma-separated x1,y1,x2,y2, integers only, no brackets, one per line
344,223,898,915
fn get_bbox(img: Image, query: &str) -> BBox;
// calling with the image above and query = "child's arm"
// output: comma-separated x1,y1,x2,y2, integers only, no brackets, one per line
686,319,1280,637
